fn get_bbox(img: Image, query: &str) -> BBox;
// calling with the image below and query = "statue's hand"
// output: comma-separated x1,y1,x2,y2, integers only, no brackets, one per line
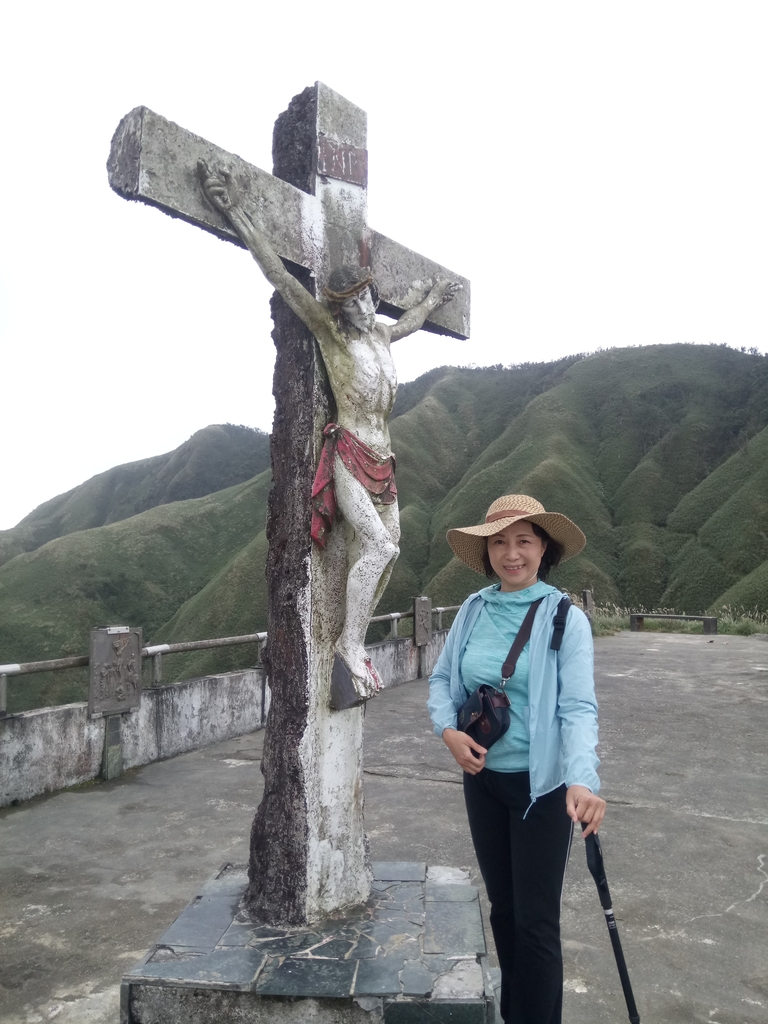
433,280,462,307
198,159,235,216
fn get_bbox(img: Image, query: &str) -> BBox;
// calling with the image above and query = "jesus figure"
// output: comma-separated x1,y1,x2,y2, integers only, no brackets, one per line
199,162,460,704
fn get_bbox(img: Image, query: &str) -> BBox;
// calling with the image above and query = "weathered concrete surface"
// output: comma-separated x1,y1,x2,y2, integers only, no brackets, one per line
129,670,269,766
1,633,446,809
365,637,420,688
0,702,106,806
365,630,448,689
0,668,268,807
1,632,766,1023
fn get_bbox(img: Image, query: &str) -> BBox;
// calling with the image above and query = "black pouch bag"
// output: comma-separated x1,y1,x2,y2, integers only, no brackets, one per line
457,684,512,748
456,597,544,751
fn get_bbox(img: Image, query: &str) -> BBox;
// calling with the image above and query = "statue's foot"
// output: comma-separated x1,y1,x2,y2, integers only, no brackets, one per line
329,650,381,711
335,642,369,683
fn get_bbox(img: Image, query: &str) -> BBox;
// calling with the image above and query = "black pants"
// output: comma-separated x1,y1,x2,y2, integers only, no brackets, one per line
463,770,573,1024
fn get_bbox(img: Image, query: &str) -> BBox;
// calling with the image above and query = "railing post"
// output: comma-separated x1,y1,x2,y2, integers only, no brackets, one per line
89,626,142,780
390,615,399,640
102,714,123,780
0,673,7,717
436,608,443,631
153,652,163,685
581,589,594,623
413,596,432,678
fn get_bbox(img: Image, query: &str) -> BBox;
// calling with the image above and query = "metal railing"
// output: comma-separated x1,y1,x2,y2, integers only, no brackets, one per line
0,632,267,716
0,603,461,716
368,605,459,638
143,632,268,684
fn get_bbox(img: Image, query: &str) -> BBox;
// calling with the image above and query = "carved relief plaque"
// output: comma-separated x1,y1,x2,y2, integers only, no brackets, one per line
88,627,142,716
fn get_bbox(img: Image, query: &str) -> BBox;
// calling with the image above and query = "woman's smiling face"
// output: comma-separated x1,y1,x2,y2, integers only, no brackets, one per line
487,520,547,592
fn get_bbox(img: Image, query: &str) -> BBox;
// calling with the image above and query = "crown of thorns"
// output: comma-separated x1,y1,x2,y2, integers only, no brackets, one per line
323,274,374,303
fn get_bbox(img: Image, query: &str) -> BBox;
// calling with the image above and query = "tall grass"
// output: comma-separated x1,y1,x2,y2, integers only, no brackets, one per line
584,600,768,637
711,604,768,635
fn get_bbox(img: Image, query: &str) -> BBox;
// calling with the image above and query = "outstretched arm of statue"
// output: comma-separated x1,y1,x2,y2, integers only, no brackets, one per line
197,161,334,340
390,280,462,342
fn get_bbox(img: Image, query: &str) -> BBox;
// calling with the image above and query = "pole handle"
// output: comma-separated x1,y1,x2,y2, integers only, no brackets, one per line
581,825,641,1023
582,827,613,911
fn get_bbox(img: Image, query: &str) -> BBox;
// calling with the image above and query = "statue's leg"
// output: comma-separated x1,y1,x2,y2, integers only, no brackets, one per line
333,457,399,683
370,500,401,612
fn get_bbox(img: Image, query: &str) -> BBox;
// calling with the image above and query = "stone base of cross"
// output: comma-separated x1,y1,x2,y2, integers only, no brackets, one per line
108,83,469,924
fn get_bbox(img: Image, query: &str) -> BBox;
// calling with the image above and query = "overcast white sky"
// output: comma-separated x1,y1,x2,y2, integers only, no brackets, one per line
2,2,767,530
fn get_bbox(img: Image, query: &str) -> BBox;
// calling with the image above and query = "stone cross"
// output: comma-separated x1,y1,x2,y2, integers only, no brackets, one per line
108,83,470,925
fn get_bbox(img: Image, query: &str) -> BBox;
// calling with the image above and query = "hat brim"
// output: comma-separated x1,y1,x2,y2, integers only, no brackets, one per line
447,513,586,576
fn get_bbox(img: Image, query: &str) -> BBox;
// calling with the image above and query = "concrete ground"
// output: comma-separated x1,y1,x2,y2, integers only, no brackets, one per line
1,631,766,1024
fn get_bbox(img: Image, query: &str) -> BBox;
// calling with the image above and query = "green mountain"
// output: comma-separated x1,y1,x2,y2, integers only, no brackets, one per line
0,424,270,568
2,344,767,713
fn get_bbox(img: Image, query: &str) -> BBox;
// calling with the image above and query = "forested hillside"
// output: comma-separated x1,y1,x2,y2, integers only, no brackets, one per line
2,344,767,711
0,424,270,568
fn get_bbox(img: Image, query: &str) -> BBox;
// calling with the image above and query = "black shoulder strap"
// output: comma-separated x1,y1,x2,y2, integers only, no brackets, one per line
501,597,544,684
550,595,572,651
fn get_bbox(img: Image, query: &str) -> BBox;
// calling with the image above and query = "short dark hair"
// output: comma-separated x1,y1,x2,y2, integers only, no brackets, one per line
482,521,565,581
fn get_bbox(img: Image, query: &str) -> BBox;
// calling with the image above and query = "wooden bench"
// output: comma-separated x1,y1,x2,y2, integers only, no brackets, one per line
630,613,718,635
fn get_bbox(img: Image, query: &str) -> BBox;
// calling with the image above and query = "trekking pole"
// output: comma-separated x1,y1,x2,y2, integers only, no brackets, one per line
582,826,641,1024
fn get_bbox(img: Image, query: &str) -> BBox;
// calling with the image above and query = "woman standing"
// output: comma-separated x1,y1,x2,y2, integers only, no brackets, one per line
427,494,606,1024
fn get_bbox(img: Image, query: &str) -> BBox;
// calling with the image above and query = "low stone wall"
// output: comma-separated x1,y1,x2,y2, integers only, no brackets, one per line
121,670,269,770
365,636,420,687
366,630,448,687
0,669,268,808
0,703,106,806
0,632,448,808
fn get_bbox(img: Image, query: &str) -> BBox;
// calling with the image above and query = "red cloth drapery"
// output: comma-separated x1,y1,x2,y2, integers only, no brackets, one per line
311,423,397,547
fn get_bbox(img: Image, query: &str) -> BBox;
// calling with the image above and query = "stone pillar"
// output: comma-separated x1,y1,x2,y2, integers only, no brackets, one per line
245,88,370,925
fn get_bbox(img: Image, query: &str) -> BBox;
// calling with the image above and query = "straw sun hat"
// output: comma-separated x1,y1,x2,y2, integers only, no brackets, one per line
447,494,586,576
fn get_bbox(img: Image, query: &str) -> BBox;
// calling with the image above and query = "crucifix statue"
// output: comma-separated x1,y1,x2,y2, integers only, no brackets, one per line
197,161,460,703
108,83,470,925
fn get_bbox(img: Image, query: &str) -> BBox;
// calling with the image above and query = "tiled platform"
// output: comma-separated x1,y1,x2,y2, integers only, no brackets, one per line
122,861,494,1023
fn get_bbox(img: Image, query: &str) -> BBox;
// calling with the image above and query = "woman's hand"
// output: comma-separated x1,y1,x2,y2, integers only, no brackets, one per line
566,785,606,837
442,728,486,774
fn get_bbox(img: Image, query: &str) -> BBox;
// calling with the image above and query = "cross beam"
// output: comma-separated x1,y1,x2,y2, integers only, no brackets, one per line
108,90,470,339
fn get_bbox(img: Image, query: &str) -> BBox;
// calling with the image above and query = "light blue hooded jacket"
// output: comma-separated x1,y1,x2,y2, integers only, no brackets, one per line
427,587,600,804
